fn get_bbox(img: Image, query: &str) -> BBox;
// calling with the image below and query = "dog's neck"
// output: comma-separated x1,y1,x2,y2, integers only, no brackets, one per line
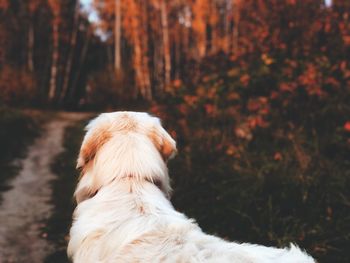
75,170,171,204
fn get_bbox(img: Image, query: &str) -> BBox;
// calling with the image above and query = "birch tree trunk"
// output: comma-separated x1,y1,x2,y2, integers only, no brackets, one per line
114,0,121,72
48,20,59,101
223,0,231,53
232,0,240,55
141,1,151,100
160,0,171,89
27,21,34,72
69,28,91,103
60,1,80,103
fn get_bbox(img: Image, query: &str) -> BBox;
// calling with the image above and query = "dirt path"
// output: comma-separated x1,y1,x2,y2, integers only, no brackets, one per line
0,112,89,263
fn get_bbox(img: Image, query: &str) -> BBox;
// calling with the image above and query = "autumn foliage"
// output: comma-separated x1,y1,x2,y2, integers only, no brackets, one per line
1,0,350,262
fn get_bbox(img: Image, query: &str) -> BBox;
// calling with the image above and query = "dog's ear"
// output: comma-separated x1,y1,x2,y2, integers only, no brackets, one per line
75,124,111,204
149,124,177,161
76,125,112,171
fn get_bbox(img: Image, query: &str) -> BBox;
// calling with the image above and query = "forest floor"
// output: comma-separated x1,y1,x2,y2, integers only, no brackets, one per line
0,112,90,263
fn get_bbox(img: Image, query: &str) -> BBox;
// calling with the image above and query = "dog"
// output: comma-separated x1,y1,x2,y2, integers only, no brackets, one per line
67,111,315,263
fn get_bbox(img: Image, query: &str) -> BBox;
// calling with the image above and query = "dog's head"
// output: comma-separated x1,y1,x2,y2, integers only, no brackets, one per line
75,111,177,203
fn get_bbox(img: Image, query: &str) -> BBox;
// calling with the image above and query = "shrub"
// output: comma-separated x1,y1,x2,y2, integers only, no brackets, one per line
0,66,37,106
150,54,350,262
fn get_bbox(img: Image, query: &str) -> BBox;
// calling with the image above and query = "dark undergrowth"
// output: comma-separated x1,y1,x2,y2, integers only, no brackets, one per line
44,120,88,263
150,55,350,262
0,106,46,204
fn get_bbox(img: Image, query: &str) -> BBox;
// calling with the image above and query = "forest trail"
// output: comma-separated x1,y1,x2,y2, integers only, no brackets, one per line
0,112,89,263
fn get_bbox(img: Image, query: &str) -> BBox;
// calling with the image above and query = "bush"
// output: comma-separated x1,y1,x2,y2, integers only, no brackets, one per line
150,54,350,262
0,106,40,192
0,66,37,106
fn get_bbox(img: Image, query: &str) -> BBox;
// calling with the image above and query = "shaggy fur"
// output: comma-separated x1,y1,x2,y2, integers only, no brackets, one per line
68,111,315,263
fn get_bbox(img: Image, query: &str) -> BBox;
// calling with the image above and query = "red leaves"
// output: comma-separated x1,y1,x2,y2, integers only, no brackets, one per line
261,54,274,65
172,79,182,89
240,74,250,87
344,121,350,132
247,97,268,112
226,145,236,156
248,116,268,129
235,126,252,140
274,152,283,161
287,0,296,5
0,0,9,9
183,95,198,106
279,82,296,93
204,104,216,116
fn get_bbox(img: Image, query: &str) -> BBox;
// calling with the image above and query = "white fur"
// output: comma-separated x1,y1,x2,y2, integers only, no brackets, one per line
68,111,315,263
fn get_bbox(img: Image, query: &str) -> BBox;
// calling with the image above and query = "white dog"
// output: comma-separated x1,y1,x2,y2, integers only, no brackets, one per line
68,111,315,263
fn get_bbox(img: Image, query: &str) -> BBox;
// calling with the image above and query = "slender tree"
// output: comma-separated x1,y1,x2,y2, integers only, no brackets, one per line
27,1,42,72
47,0,61,102
232,0,240,55
192,0,209,59
160,0,171,88
60,0,80,103
114,0,121,72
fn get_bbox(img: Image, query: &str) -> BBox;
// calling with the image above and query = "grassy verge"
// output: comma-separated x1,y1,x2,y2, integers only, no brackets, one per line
44,120,87,263
0,107,47,203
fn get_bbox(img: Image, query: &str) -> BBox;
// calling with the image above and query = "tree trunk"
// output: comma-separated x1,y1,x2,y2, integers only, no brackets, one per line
160,0,171,89
174,30,181,80
232,0,240,55
114,0,121,72
27,21,34,72
154,40,164,95
48,20,59,102
60,1,80,103
223,0,231,53
69,28,91,104
210,1,217,54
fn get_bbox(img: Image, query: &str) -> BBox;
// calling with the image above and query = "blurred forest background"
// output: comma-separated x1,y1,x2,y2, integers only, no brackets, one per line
1,0,350,262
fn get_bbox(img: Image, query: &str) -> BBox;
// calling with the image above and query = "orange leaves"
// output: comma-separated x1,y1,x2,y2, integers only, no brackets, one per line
247,97,267,111
240,74,250,87
261,54,274,65
297,63,328,97
344,121,350,132
343,35,350,46
172,79,182,89
227,92,240,101
183,95,198,106
247,116,268,129
274,152,283,161
279,82,297,93
48,0,61,16
325,77,340,88
195,86,206,97
226,145,237,156
287,0,296,5
227,68,240,78
28,0,41,13
177,104,190,116
204,103,217,116
235,125,252,140
247,97,269,117
0,66,37,105
0,0,8,9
